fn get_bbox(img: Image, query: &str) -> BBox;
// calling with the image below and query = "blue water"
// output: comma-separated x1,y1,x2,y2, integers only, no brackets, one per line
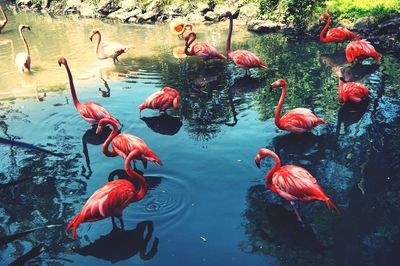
1,14,400,266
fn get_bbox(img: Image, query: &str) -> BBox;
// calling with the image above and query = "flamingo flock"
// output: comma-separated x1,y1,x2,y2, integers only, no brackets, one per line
0,4,384,238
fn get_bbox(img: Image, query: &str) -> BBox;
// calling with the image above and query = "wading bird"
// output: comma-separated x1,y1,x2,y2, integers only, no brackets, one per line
89,30,132,64
220,11,269,76
345,40,382,64
170,17,193,39
319,13,360,49
139,87,180,113
270,79,326,134
97,118,162,169
15,25,31,72
184,32,227,61
334,68,369,104
0,5,8,34
58,57,120,126
66,152,148,238
255,148,338,224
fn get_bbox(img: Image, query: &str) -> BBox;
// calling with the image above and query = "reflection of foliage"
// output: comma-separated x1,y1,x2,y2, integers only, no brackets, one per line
382,56,400,98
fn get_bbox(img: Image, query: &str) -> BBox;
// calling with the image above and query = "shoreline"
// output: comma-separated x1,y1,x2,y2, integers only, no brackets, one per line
8,0,400,54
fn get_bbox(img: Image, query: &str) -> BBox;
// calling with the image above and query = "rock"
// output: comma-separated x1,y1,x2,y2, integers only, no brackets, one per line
119,0,141,11
186,13,205,23
378,16,400,30
146,0,164,16
238,3,257,21
17,0,40,9
204,11,219,22
247,19,284,33
80,3,97,18
214,4,239,18
108,8,142,22
63,0,81,14
42,0,50,9
96,0,120,16
194,3,210,15
137,10,158,22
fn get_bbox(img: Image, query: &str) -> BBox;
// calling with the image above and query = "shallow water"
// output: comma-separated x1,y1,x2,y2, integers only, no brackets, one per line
1,6,400,266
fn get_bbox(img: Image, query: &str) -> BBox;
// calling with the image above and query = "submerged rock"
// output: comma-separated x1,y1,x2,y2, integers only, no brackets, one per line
247,20,285,33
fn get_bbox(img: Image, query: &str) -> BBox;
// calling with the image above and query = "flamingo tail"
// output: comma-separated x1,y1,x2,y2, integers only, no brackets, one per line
260,65,269,71
66,213,84,238
138,103,146,111
218,53,227,60
317,118,326,125
145,150,163,166
325,199,340,213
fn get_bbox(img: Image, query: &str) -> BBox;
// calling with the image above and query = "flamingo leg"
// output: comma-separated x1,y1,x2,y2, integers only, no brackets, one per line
111,216,117,229
118,217,125,230
290,201,305,227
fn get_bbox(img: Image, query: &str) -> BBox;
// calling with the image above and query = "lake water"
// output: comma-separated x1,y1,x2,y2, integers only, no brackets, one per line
1,6,400,266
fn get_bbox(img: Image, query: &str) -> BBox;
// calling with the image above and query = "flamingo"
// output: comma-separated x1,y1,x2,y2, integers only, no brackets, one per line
270,79,326,134
58,57,120,126
319,13,360,49
219,11,269,76
0,5,8,34
255,148,338,224
139,87,180,113
97,118,162,169
15,25,31,73
170,17,193,39
183,32,227,61
89,30,132,64
334,68,369,104
345,40,382,64
66,152,148,238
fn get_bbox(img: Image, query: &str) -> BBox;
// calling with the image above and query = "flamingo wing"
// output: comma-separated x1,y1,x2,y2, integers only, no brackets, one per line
229,50,267,68
346,40,381,62
272,165,328,202
66,180,135,237
280,108,325,133
139,90,174,111
326,27,359,42
192,43,226,60
342,82,369,103
79,102,117,125
101,40,129,59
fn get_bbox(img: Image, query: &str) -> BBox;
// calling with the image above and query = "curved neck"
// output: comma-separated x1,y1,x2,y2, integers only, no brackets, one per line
19,28,30,56
274,85,287,128
184,33,196,56
94,32,107,60
101,119,119,157
125,152,148,201
259,150,281,188
61,61,80,108
0,8,8,32
320,16,330,42
225,14,233,54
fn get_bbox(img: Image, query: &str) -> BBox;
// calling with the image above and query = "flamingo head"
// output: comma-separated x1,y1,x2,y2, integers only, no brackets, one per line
219,11,233,20
89,30,100,42
269,79,287,91
183,32,196,45
58,57,67,67
255,148,275,168
319,13,330,24
19,24,31,31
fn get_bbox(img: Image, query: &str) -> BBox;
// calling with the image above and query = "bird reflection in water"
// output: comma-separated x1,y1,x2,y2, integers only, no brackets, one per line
76,221,159,263
140,113,182,136
336,99,370,139
81,126,112,178
98,77,110,98
342,65,379,83
243,185,325,256
108,168,162,191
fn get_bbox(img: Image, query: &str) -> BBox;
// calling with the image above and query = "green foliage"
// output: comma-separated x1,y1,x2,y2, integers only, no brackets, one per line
326,0,400,21
259,0,279,14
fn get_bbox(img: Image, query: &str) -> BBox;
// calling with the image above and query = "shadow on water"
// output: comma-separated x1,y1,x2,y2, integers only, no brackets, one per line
336,100,370,139
140,113,183,136
0,137,63,157
76,221,159,263
81,126,112,178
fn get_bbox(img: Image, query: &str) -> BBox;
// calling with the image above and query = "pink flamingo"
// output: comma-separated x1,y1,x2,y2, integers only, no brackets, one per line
219,11,269,75
66,152,148,238
183,32,227,61
89,30,132,64
97,118,162,169
270,79,326,134
255,148,338,224
319,13,360,49
58,57,120,126
334,68,369,104
139,87,180,113
346,40,382,64
0,5,8,34
15,25,31,73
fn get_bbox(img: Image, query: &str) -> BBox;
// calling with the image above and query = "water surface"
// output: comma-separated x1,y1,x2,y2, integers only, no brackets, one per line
1,7,400,266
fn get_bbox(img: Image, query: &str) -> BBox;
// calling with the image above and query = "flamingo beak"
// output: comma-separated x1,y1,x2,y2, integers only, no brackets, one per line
96,125,103,135
255,155,261,168
89,36,93,42
340,77,346,83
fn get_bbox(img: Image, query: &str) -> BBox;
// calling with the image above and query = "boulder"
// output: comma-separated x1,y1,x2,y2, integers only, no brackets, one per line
119,0,141,11
194,3,210,15
108,8,142,22
214,4,239,18
137,10,158,22
80,3,97,18
146,0,164,16
204,11,219,22
247,19,284,33
186,13,205,23
238,3,257,21
96,0,120,16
